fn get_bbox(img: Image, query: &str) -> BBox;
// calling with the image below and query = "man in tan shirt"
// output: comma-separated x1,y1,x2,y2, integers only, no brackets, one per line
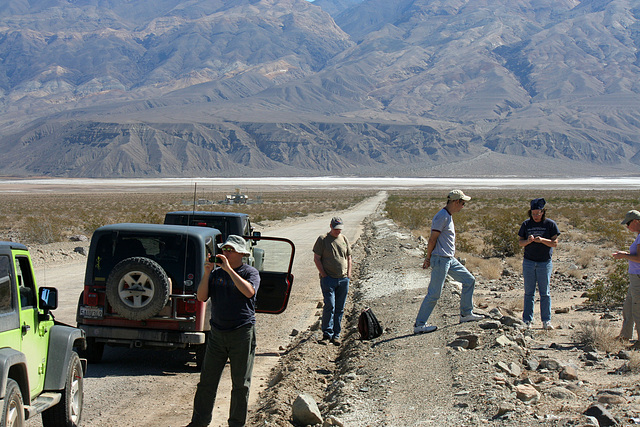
313,217,352,346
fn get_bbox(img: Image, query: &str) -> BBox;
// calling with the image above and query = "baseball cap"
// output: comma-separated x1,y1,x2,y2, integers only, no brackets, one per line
330,217,344,229
447,190,471,201
621,210,640,225
217,235,251,255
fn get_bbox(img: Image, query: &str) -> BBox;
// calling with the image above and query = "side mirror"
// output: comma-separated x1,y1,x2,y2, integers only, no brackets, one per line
39,287,58,311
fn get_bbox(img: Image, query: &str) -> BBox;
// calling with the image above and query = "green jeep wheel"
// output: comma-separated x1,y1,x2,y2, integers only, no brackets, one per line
1,379,24,427
41,352,83,427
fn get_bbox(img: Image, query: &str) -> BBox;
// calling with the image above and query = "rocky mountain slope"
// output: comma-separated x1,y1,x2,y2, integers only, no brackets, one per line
0,0,639,177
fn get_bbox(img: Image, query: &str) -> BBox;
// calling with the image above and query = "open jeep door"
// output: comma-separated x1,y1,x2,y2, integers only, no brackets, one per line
245,236,295,314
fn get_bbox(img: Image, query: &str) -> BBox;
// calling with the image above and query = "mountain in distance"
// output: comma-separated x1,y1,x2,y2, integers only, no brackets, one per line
0,0,638,177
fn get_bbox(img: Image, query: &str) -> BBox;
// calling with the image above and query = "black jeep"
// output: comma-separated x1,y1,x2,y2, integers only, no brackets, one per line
76,223,294,367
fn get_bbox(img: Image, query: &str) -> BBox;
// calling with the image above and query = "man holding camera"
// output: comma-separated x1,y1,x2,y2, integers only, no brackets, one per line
186,235,260,427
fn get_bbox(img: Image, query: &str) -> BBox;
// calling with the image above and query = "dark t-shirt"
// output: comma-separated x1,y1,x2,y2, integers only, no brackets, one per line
208,264,260,331
518,218,560,262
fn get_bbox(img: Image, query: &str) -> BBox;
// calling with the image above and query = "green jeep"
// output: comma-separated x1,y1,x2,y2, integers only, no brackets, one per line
0,242,87,427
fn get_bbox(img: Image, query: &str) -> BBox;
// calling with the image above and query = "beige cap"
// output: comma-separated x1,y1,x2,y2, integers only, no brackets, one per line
448,189,471,201
621,210,640,225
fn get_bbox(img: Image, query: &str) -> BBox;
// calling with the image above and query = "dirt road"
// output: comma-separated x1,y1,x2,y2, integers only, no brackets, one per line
28,191,386,427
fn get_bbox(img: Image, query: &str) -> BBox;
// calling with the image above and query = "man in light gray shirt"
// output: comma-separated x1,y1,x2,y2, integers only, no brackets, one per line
414,190,483,334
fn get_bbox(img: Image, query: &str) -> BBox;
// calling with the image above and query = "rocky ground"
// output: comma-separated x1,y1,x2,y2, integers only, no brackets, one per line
250,213,640,427
19,208,640,427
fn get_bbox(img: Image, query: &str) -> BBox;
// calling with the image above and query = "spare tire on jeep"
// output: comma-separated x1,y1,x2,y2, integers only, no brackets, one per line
106,257,170,321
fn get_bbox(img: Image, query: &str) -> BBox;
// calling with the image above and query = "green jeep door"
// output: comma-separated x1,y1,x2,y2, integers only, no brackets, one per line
0,254,21,357
14,252,50,397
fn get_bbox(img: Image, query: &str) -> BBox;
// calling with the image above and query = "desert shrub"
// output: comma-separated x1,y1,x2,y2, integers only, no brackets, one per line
584,260,629,305
457,234,482,254
503,297,524,313
23,217,64,244
505,256,522,272
385,194,437,230
576,246,600,269
624,352,640,373
465,255,502,280
481,209,522,258
573,319,623,353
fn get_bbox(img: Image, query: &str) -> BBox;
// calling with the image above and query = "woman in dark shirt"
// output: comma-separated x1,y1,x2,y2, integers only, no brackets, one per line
518,198,560,330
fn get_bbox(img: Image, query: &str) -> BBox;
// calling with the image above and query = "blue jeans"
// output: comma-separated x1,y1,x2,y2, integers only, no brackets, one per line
320,276,349,339
191,324,256,427
522,258,552,323
415,255,476,325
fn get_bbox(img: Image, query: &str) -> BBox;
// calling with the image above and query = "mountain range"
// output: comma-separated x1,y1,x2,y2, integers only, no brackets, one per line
0,0,638,177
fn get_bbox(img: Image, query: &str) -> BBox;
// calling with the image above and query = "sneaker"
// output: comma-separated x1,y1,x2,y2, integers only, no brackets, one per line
331,338,341,346
543,321,554,330
413,324,437,334
459,313,484,323
524,321,532,329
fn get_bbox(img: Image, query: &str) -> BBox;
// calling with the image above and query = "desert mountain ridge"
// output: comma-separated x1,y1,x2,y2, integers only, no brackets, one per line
0,0,638,177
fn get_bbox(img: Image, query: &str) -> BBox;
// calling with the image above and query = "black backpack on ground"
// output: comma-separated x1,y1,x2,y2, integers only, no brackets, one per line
358,307,383,340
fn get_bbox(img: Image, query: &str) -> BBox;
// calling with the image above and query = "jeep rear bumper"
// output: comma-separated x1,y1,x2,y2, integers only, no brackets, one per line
78,325,206,348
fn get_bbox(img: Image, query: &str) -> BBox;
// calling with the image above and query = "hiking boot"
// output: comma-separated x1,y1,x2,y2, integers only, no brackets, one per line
318,335,331,345
543,321,554,330
413,324,437,334
459,313,484,323
331,338,341,346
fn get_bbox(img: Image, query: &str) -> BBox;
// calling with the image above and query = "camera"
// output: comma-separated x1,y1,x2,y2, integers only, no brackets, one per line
209,255,222,264
209,255,223,264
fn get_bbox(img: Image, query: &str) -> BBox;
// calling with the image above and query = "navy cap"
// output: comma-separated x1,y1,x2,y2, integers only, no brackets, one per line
530,198,546,210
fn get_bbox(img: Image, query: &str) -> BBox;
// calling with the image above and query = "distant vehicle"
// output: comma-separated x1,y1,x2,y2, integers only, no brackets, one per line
76,223,294,368
223,192,248,204
0,242,86,427
164,211,254,240
164,211,264,269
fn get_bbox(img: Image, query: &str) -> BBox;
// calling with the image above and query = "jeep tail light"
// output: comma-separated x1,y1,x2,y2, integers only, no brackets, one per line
86,293,99,306
184,299,197,313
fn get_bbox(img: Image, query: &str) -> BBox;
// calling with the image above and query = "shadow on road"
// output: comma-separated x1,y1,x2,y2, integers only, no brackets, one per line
83,346,200,378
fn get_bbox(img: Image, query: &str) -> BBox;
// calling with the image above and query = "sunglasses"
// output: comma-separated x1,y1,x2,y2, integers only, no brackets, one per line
221,247,236,252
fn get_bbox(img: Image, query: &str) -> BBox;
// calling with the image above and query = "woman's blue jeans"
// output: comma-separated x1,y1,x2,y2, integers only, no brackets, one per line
522,258,552,323
320,276,349,339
